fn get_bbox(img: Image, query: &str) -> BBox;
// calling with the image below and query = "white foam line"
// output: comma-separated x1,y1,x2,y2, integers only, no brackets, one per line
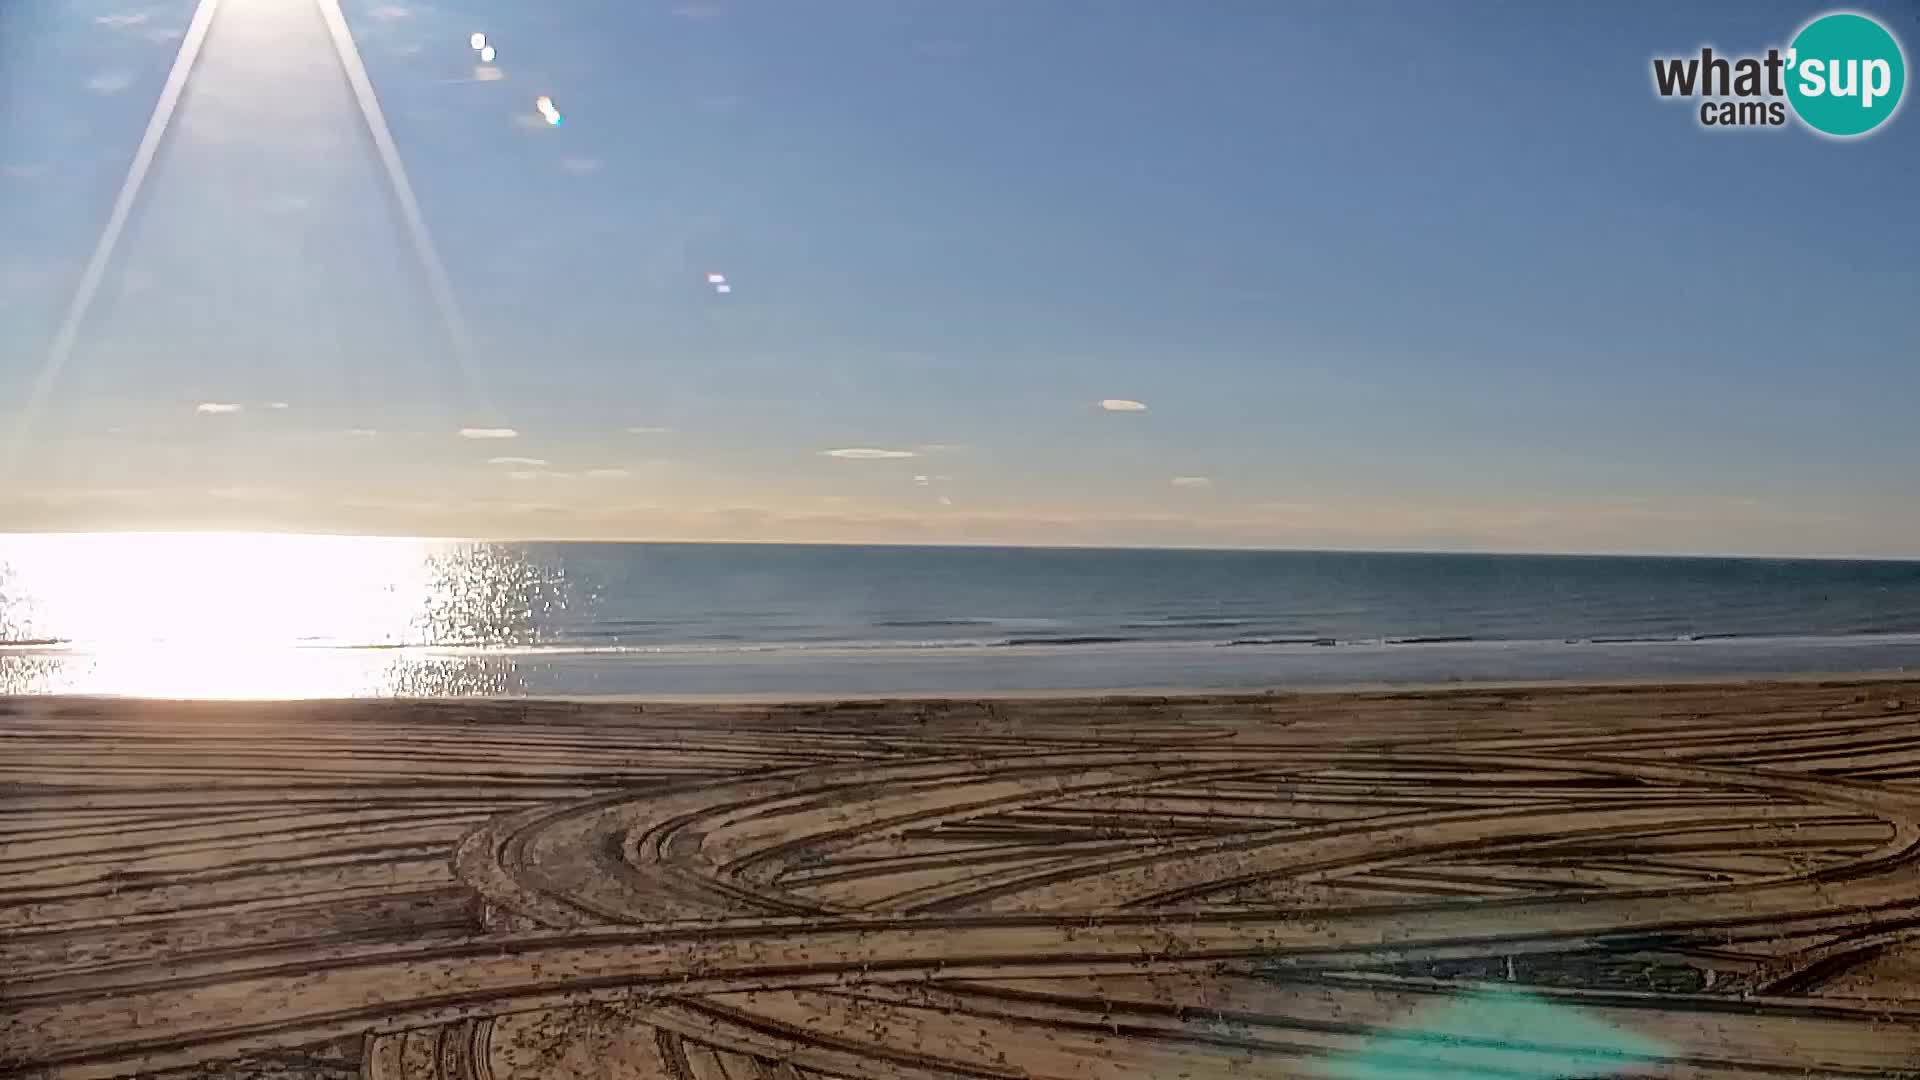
313,0,482,403
9,0,223,460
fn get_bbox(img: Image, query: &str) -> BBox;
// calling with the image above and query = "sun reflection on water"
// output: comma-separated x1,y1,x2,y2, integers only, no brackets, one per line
0,533,563,698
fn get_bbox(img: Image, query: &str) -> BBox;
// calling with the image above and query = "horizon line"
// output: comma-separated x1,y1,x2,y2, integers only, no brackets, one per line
2,529,1918,564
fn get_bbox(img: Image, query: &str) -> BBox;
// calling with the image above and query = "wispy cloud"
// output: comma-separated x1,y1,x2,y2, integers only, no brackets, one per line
344,428,378,438
366,4,411,21
195,402,242,415
95,11,151,29
559,156,602,175
585,468,631,479
1171,475,1213,488
458,427,518,439
265,401,290,410
624,425,674,435
487,456,549,466
507,469,576,481
86,72,134,95
143,26,184,43
1099,398,1148,412
822,447,918,460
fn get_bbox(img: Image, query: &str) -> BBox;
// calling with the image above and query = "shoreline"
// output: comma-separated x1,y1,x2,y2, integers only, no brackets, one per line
6,667,1917,706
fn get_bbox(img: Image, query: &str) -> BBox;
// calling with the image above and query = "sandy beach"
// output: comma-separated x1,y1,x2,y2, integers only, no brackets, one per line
8,679,1920,1077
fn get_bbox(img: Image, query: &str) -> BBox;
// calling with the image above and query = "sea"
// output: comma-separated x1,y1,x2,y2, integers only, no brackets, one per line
2,534,1919,698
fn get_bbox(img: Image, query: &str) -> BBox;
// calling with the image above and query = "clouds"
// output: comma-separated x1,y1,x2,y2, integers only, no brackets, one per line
487,456,548,466
86,72,134,95
1171,476,1213,488
95,11,151,28
366,5,411,21
822,448,918,460
624,426,674,435
584,468,631,479
194,402,242,415
458,427,519,439
1099,398,1148,412
559,157,602,176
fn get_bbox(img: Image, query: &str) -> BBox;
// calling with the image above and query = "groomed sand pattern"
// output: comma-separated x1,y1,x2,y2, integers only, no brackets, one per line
8,681,1920,1077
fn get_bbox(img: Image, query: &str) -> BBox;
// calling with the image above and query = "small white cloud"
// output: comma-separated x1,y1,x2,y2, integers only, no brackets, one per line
559,156,602,175
1099,398,1148,412
1171,475,1212,488
195,402,242,414
624,425,674,435
506,470,543,481
265,401,290,409
472,65,504,82
913,474,930,485
458,427,518,439
1,164,47,180
366,4,410,21
142,26,184,43
486,456,549,466
344,428,378,437
585,468,631,479
95,12,150,29
86,72,134,95
822,447,918,459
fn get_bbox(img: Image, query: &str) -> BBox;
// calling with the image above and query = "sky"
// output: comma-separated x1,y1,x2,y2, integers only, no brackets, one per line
0,0,1916,554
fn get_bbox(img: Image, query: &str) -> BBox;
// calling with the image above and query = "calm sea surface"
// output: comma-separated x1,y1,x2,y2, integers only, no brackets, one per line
2,534,1918,697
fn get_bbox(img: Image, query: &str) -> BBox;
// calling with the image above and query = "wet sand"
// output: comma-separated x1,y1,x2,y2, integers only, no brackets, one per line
8,679,1920,1077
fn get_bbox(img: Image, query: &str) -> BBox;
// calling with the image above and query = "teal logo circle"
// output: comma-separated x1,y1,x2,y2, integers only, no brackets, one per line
1786,12,1906,136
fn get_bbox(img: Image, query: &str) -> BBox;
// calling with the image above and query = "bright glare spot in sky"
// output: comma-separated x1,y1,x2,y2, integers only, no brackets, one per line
715,283,732,294
480,45,496,63
706,272,726,284
469,32,486,50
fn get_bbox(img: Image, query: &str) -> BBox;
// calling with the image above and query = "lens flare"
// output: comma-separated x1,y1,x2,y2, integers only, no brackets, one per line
470,32,487,50
480,45,496,62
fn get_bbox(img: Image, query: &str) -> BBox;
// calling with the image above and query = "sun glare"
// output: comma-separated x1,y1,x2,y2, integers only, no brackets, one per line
0,533,538,697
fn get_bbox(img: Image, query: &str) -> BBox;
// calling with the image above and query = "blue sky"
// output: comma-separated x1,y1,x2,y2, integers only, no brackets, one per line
0,0,1915,553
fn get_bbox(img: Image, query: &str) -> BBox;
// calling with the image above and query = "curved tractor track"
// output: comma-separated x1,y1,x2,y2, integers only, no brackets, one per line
8,683,1920,1078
